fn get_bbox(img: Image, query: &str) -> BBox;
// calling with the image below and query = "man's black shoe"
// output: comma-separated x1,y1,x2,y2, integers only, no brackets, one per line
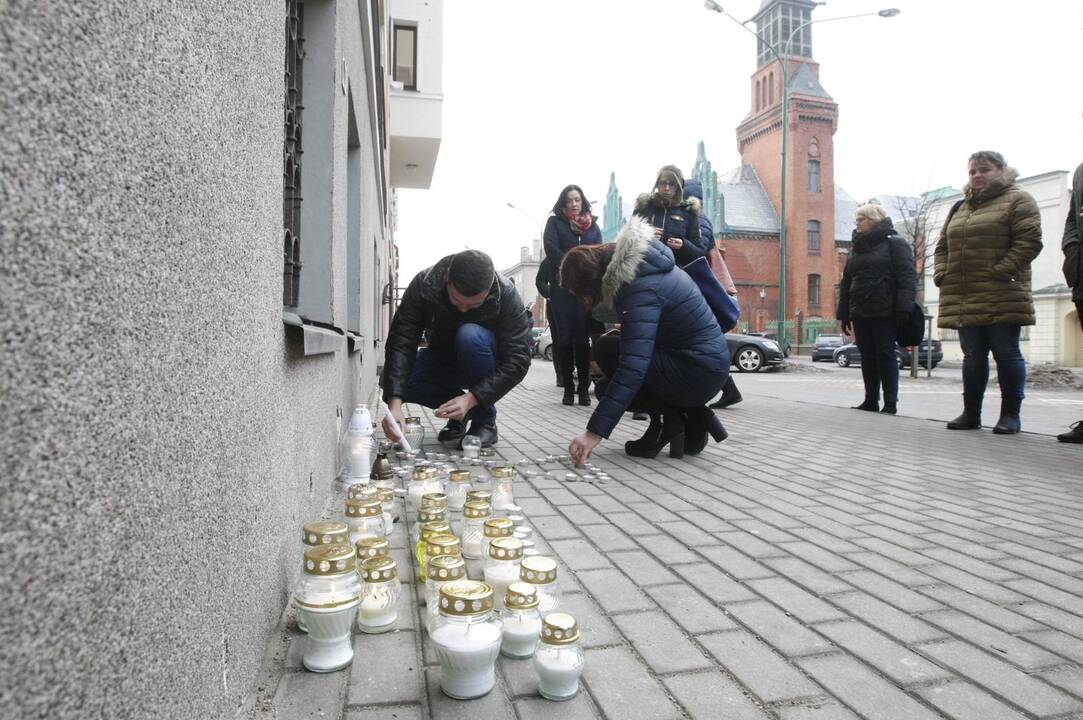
1058,421,1083,444
466,421,498,448
437,420,467,446
709,391,743,409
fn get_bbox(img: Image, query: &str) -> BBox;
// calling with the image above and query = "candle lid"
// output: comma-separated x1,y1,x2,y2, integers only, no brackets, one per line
520,555,558,585
302,544,357,576
302,520,349,547
419,520,452,543
370,453,395,481
421,492,448,509
428,554,466,582
438,580,494,617
345,498,382,518
504,582,540,610
483,517,515,538
479,446,496,457
411,466,439,481
489,465,515,479
355,536,391,560
359,556,398,582
448,469,472,483
377,488,394,504
417,505,447,524
404,416,423,426
488,536,524,561
462,500,492,519
426,533,462,559
466,489,492,503
540,612,579,645
347,484,378,501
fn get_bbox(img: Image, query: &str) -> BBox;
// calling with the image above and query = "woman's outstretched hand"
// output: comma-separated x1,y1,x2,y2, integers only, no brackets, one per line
569,431,602,466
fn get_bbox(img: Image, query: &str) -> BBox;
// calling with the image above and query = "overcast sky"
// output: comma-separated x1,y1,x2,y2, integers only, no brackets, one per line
395,0,1083,281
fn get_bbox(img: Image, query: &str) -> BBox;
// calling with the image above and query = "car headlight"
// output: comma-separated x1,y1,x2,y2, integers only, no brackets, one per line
762,340,780,352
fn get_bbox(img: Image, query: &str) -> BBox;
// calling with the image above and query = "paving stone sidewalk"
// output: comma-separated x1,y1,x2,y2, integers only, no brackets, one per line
251,361,1083,720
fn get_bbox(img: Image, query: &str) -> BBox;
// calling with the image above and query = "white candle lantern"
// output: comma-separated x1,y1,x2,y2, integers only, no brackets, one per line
298,520,350,633
500,582,542,659
421,533,461,593
402,416,425,450
344,406,375,484
355,536,390,567
430,581,503,700
411,504,448,547
376,488,396,534
466,489,492,508
534,613,584,701
357,556,401,634
446,470,472,511
295,544,362,672
347,484,379,502
459,500,492,560
426,554,467,632
519,556,561,615
483,537,525,611
490,466,516,511
415,521,452,602
481,517,514,566
345,498,386,545
406,466,442,516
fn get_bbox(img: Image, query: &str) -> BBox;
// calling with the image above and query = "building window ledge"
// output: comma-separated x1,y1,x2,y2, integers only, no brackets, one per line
283,312,346,356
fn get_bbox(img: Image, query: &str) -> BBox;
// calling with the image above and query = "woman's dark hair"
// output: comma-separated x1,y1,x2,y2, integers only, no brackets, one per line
968,150,1006,169
550,184,592,215
558,244,615,306
447,249,495,296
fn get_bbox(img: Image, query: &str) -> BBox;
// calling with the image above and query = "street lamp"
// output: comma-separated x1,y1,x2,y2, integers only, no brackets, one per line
703,1,900,345
506,201,545,260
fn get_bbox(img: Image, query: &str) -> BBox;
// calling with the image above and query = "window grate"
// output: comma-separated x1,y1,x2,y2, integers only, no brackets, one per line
283,0,304,307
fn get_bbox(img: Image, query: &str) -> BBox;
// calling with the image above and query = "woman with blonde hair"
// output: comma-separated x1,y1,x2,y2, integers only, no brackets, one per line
837,201,916,414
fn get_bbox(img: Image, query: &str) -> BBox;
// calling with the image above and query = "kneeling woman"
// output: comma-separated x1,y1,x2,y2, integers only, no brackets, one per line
561,218,730,464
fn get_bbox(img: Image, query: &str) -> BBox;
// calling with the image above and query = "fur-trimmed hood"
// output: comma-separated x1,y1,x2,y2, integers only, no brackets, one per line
965,167,1019,202
601,218,675,304
634,192,701,216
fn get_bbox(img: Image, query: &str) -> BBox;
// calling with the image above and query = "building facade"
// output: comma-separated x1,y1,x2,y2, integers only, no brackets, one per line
1,1,441,717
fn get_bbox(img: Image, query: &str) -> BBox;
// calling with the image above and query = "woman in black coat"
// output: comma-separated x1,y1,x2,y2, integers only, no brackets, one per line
543,184,602,406
633,165,709,266
560,218,730,463
836,202,916,415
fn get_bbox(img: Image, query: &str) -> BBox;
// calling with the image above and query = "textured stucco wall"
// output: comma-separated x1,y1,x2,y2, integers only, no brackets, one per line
1,2,386,717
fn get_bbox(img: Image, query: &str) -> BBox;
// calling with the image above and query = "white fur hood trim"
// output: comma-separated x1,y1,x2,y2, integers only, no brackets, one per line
601,218,653,304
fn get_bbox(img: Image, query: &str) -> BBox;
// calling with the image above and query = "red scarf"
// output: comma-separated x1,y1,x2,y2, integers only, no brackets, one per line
564,208,593,235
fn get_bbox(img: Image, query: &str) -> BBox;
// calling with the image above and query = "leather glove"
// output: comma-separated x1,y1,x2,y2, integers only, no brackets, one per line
895,311,910,326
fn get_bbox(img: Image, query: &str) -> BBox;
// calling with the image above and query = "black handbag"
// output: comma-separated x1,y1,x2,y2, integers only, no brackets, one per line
885,237,925,347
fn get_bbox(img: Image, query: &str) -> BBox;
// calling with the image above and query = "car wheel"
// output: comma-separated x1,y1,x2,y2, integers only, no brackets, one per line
734,346,765,373
542,345,553,361
836,354,850,367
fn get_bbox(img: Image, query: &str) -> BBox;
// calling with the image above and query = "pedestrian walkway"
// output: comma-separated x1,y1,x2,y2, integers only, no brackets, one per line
250,361,1083,720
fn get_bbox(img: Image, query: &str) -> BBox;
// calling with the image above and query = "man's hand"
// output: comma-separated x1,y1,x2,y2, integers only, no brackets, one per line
569,431,602,466
841,321,852,336
382,398,406,442
652,227,664,240
435,392,478,421
666,237,684,250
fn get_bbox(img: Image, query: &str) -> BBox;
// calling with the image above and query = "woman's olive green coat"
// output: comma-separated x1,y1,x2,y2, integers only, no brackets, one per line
933,169,1043,328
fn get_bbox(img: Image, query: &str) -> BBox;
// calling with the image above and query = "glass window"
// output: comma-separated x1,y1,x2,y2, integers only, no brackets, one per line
393,24,417,90
807,220,821,254
808,274,821,307
808,159,821,193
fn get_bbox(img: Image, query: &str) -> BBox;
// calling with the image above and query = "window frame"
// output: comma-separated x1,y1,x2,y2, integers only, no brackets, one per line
393,23,418,91
808,159,821,193
808,273,821,307
807,219,821,255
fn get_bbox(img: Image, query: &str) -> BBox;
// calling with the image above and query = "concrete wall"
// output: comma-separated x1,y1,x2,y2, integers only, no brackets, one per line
1,1,391,717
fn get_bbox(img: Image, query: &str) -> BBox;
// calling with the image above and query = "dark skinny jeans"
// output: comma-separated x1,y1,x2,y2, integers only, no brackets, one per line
957,324,1026,401
853,317,899,405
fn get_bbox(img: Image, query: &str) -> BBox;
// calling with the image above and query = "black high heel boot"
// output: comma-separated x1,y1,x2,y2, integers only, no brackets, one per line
684,407,729,455
626,412,685,459
624,413,661,454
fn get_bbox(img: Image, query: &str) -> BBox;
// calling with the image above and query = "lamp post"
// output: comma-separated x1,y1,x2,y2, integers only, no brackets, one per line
505,202,544,259
704,1,900,346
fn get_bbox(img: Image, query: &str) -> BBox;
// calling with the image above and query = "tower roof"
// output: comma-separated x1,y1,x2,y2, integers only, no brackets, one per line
788,62,832,100
718,165,780,235
751,0,820,23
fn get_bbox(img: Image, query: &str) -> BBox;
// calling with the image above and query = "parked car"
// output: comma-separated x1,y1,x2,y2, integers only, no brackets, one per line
529,327,545,357
811,334,848,362
749,331,791,357
535,327,553,360
833,339,943,368
726,332,786,373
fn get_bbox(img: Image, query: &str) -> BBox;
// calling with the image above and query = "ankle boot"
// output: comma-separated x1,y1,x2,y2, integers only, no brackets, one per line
684,407,729,456
947,394,983,430
851,400,879,412
992,396,1022,435
577,379,592,406
881,402,897,415
625,412,685,459
625,413,661,453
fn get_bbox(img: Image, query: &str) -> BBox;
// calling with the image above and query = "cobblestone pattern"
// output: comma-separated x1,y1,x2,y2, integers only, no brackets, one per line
251,363,1083,719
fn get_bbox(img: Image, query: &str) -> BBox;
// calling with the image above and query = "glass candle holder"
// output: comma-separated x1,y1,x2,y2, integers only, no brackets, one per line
489,466,516,511
298,520,350,633
295,544,362,672
357,557,401,634
345,498,386,545
446,470,472,511
412,505,448,547
344,407,375,484
460,433,482,460
415,520,452,603
481,517,514,567
347,484,379,502
377,488,396,533
406,466,442,516
534,613,584,701
483,537,525,611
430,581,503,700
421,492,449,513
519,555,561,615
355,536,391,568
426,554,467,632
402,416,425,450
466,489,492,507
501,582,542,659
459,500,492,560
421,533,461,591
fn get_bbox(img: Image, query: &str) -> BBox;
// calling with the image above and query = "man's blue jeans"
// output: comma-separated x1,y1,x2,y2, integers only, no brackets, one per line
957,324,1026,401
404,324,497,424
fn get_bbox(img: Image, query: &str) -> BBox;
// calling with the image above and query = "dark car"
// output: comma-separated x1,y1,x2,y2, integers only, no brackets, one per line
833,339,943,368
726,332,786,373
811,334,848,361
749,331,791,357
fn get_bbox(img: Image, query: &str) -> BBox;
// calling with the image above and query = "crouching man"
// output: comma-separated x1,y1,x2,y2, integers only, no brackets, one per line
381,250,532,448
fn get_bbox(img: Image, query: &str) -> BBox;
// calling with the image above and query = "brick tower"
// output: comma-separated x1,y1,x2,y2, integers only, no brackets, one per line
736,0,839,325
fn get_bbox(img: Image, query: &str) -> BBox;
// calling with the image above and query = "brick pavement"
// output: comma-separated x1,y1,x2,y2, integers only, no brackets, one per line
250,361,1083,720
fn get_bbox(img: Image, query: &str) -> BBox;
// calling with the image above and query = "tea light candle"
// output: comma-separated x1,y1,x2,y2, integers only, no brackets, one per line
356,557,400,633
500,582,542,659
430,581,503,699
459,499,491,560
490,466,516,511
534,613,584,701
